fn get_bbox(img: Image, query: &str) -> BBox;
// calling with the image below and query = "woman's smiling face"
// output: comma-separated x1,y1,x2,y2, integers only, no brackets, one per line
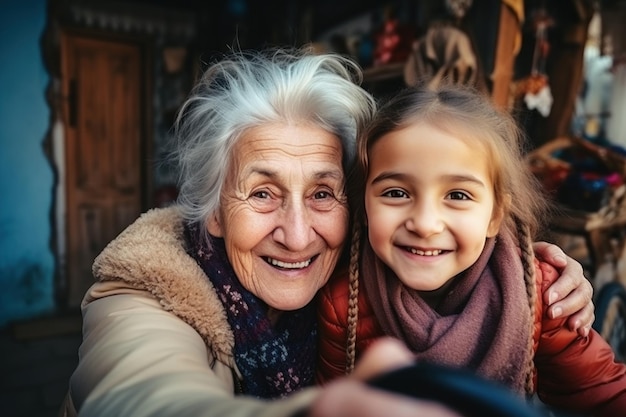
208,123,349,311
364,122,503,291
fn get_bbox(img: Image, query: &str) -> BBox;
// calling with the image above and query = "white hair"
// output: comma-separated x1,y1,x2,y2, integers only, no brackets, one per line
172,47,376,244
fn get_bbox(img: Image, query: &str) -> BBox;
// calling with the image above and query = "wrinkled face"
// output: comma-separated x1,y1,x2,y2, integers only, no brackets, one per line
365,122,502,291
208,123,349,310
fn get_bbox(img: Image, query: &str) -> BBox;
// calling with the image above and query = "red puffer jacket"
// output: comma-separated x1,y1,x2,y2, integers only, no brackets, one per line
317,260,626,416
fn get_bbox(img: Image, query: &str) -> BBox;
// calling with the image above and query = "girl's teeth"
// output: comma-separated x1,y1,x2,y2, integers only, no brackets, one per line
410,248,442,256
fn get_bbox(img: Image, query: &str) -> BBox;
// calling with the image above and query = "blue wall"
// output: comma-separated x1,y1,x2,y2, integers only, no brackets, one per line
0,0,55,327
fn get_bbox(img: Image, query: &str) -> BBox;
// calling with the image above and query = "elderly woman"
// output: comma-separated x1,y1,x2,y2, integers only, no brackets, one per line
60,47,592,417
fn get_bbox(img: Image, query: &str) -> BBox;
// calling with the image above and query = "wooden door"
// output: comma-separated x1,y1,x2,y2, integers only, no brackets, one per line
61,33,145,306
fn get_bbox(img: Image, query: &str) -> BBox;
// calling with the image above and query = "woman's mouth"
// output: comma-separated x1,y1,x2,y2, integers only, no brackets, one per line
265,256,315,269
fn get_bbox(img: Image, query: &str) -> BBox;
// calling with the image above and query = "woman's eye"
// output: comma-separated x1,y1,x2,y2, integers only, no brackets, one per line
382,189,408,198
252,190,270,199
249,189,282,212
448,191,470,200
314,190,332,200
311,187,345,211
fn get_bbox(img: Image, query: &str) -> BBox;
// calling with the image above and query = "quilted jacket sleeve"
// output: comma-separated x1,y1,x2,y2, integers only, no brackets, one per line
534,261,626,417
316,269,384,385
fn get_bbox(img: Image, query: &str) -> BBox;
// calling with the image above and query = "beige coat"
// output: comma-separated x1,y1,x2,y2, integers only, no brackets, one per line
60,207,319,417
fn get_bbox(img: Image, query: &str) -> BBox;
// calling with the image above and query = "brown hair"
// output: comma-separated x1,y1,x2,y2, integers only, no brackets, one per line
345,83,549,393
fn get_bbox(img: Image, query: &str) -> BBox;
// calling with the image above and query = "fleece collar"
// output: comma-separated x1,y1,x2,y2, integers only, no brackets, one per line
92,206,235,366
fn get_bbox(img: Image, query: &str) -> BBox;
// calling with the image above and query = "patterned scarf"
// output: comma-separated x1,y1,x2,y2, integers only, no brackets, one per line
361,227,533,393
185,223,317,398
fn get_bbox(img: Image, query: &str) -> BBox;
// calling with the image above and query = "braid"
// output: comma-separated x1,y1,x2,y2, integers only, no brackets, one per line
345,219,361,374
515,218,537,394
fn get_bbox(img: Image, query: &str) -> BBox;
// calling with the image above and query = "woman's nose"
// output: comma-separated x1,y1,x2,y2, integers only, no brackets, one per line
273,199,316,250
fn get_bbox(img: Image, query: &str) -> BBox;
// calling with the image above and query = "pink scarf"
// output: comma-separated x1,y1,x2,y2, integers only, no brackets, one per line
361,227,533,393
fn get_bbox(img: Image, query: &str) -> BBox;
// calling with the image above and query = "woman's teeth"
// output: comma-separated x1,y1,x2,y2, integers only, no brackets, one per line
267,257,311,269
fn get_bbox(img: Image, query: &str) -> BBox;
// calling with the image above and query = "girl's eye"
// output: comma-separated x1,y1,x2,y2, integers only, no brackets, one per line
382,189,408,198
448,191,470,200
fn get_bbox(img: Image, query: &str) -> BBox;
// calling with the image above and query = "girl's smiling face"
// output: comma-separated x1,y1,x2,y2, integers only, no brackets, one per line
364,122,504,291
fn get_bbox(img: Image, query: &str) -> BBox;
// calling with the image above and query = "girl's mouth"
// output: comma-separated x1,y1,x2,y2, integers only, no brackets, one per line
407,248,444,256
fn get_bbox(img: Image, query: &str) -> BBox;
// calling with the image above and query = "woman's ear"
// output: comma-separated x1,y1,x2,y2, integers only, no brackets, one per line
487,194,511,237
207,212,223,237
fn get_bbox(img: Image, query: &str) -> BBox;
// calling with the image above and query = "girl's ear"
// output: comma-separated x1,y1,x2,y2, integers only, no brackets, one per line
487,194,511,237
207,212,223,237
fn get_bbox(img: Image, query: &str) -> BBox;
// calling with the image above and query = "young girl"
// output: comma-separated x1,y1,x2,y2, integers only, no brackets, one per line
317,84,626,416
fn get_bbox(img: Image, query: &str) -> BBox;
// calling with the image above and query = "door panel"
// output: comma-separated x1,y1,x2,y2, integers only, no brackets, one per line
61,34,144,306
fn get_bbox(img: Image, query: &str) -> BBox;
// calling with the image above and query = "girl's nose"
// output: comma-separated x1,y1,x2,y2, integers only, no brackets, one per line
404,201,445,237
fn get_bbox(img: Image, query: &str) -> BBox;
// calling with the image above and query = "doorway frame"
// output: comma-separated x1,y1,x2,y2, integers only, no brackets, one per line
41,2,158,308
